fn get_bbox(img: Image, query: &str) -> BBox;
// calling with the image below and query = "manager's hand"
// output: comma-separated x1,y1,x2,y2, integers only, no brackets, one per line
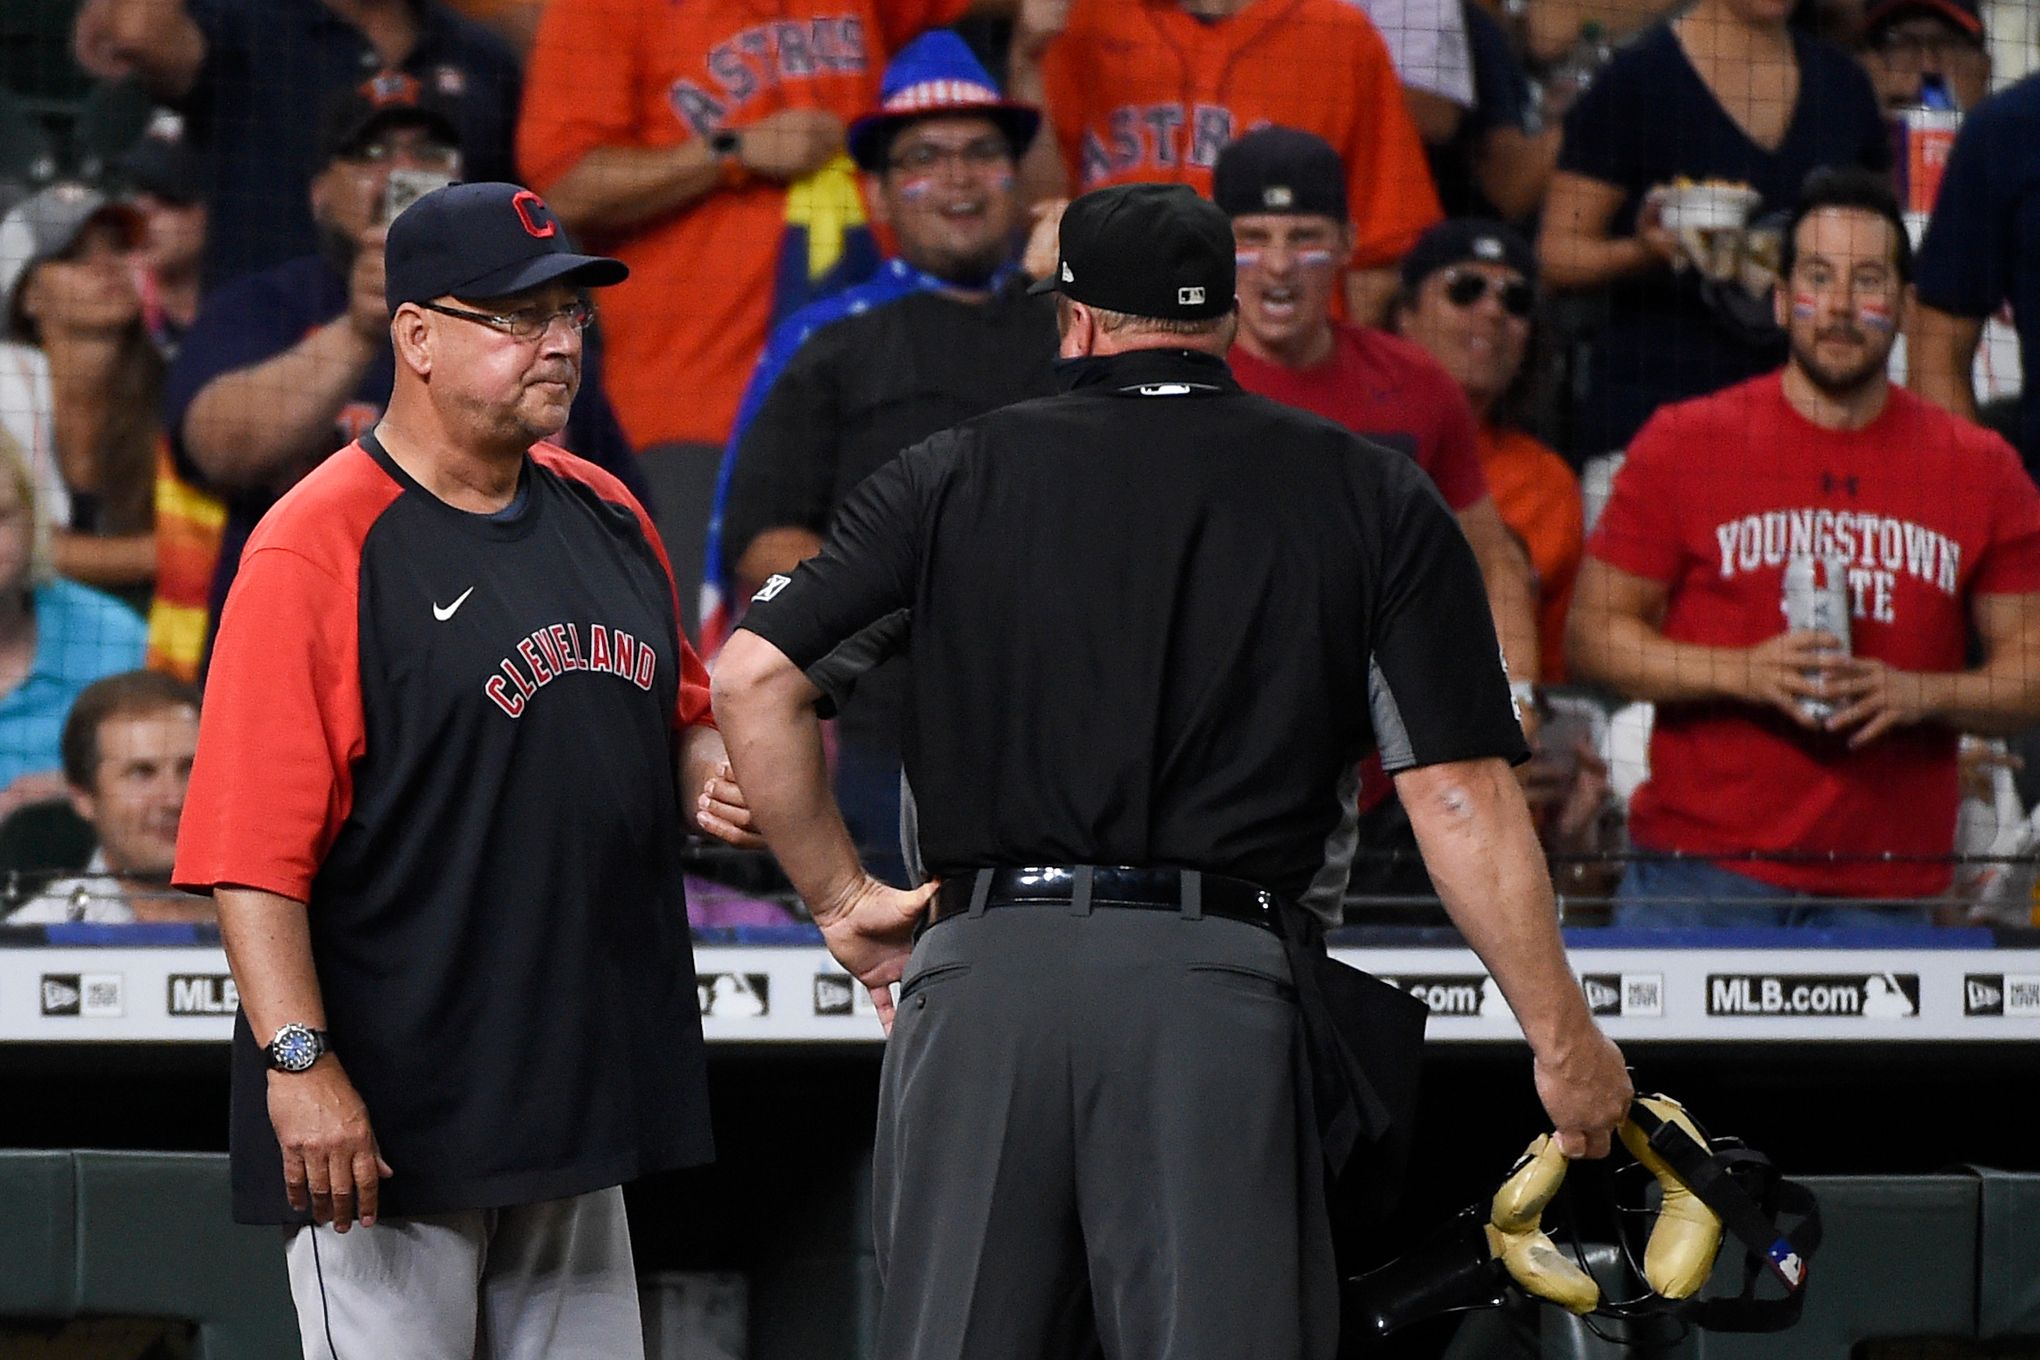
811,875,940,1031
269,1059,392,1231
696,760,766,848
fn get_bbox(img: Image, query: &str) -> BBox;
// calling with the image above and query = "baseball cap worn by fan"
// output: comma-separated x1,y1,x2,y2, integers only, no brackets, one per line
1212,126,1349,221
384,181,628,311
1399,217,1538,292
845,30,1041,172
1027,183,1235,321
0,182,145,331
118,110,204,204
319,72,461,164
1862,0,1981,39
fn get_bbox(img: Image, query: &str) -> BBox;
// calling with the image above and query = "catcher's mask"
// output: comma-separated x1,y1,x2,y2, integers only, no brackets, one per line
1343,1094,1822,1348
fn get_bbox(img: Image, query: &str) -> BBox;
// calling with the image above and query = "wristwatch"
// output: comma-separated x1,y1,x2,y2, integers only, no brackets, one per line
264,1022,330,1073
708,128,749,189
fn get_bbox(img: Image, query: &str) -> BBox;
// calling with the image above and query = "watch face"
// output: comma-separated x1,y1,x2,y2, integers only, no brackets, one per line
271,1025,321,1072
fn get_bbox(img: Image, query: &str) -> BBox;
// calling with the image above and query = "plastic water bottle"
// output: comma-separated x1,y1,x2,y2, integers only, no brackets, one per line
1780,555,1851,721
1891,73,1962,216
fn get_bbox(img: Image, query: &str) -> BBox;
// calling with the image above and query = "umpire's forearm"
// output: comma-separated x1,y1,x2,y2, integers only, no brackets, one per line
215,886,329,1045
711,632,866,917
1395,758,1599,1059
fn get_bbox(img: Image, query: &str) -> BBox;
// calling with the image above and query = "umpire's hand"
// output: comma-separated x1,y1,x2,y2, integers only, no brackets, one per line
811,875,940,1031
269,1058,393,1232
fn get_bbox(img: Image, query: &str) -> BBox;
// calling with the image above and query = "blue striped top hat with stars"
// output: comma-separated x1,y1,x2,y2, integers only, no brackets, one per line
846,31,1041,172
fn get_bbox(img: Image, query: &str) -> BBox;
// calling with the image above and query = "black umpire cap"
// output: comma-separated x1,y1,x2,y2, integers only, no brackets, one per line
1213,126,1349,222
1028,183,1234,321
384,181,628,311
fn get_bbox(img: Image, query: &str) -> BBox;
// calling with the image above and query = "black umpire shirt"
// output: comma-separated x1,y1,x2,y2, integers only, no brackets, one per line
721,277,1056,754
739,349,1528,919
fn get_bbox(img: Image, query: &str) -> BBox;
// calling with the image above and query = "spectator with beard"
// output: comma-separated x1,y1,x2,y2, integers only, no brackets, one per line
1571,169,2040,925
164,82,646,671
708,33,1054,880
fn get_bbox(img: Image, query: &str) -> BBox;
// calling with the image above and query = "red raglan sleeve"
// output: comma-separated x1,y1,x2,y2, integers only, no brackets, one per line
172,546,366,903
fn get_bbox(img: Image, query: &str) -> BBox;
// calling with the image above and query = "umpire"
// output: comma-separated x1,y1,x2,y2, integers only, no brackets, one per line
713,183,1632,1360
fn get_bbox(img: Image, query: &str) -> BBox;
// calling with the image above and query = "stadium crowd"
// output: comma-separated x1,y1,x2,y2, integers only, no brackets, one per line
3,0,2040,928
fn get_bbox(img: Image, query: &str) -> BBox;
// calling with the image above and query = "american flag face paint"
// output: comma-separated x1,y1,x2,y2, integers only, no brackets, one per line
1234,247,1339,270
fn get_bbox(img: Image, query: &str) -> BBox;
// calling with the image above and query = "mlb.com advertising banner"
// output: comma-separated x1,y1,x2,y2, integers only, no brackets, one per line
2,947,2038,1041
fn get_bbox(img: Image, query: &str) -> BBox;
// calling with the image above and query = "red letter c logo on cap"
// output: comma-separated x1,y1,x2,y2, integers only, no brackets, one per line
511,190,557,239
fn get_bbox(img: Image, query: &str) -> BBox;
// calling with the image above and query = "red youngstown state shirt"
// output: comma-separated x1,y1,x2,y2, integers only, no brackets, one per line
175,433,716,1223
1590,375,2040,898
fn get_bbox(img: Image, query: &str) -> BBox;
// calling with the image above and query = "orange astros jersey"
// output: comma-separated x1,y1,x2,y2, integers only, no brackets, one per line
518,0,964,447
1042,0,1442,269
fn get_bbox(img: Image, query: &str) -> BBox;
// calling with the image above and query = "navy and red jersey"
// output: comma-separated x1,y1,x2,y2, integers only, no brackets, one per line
176,433,714,1224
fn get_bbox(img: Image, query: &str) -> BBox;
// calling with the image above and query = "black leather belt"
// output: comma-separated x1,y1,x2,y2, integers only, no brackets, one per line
928,866,1280,932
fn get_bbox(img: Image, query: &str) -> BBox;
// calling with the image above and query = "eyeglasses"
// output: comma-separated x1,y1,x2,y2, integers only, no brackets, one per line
420,298,594,341
886,138,1012,173
1442,270,1535,317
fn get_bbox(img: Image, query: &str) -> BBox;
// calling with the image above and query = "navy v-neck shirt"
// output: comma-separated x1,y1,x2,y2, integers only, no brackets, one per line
1558,24,1887,454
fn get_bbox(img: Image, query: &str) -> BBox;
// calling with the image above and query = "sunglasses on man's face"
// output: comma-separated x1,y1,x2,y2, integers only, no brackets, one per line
1442,269,1535,317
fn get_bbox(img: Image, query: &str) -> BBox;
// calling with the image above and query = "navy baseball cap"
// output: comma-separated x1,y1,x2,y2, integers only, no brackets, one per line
1213,127,1348,221
319,71,460,164
384,181,628,310
1027,183,1234,321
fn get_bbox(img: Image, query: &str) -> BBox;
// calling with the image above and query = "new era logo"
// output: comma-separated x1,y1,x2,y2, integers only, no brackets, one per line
1178,286,1206,306
1060,261,1073,282
41,972,123,1017
752,574,791,603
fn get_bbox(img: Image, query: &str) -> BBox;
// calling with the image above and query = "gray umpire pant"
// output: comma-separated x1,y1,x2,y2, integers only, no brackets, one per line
873,904,1339,1360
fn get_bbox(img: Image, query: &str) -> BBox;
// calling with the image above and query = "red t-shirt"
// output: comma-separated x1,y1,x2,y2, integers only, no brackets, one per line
1589,375,2040,897
1230,324,1488,511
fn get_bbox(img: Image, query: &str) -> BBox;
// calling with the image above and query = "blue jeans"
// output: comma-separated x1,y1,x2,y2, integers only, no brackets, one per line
1612,857,1935,929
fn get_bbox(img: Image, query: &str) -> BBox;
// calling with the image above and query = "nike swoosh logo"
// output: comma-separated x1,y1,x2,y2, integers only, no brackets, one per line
432,586,475,622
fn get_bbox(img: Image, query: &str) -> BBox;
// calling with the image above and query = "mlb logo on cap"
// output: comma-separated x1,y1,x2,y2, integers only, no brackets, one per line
1262,186,1295,209
1179,287,1206,306
1474,236,1505,260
